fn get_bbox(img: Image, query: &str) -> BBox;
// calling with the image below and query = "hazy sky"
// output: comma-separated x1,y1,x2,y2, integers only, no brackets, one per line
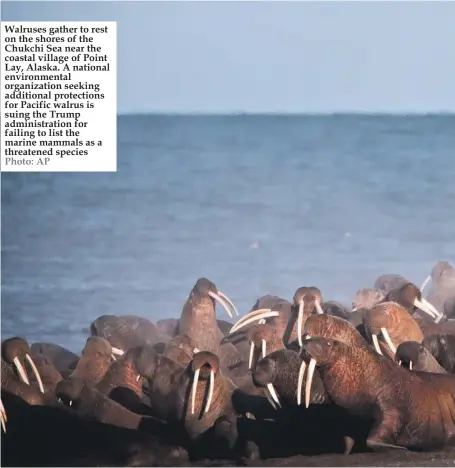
2,1,455,114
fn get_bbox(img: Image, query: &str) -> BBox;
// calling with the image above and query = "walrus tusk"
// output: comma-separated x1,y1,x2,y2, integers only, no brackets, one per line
204,369,215,414
398,360,402,366
229,310,279,334
217,291,239,316
191,368,200,415
136,374,141,382
297,299,304,347
315,300,324,315
381,327,397,355
420,275,431,293
208,290,234,319
111,347,124,356
13,356,30,385
413,298,441,320
371,334,383,355
111,354,117,361
25,354,45,394
297,360,307,406
266,383,281,408
262,339,267,358
248,341,255,370
265,390,277,410
0,399,6,434
69,400,73,407
229,308,273,333
258,319,266,325
409,361,413,371
305,358,317,409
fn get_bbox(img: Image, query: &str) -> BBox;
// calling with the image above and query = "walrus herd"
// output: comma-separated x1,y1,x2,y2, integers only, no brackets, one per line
1,260,455,466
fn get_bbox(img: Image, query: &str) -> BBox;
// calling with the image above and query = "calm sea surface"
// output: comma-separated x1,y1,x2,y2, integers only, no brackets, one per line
1,114,454,352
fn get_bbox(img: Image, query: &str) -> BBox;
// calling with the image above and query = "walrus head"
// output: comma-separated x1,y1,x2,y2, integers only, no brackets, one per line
389,282,443,321
247,324,278,370
163,334,197,366
422,334,455,373
251,352,282,409
1,336,44,393
395,341,421,370
300,337,342,408
82,336,113,360
190,278,239,320
126,344,162,382
293,287,324,347
188,351,220,416
352,288,385,311
55,378,85,409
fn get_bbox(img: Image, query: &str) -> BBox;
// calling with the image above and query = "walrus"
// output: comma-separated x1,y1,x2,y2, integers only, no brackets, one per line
55,377,171,436
247,323,284,371
28,353,63,395
1,388,188,467
171,351,239,451
424,261,455,312
1,358,48,406
68,336,113,385
96,345,155,414
352,288,385,311
90,314,163,357
163,334,197,367
422,334,455,374
385,282,443,322
30,342,79,373
301,336,455,451
395,341,446,373
321,301,351,320
229,287,324,349
374,274,409,294
2,337,45,394
178,278,238,356
363,302,424,358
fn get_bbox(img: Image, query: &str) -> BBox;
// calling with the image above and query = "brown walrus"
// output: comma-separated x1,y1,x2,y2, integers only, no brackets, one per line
178,278,238,356
69,336,113,385
422,334,455,374
374,273,409,294
352,288,385,311
301,336,455,451
30,342,79,374
55,377,169,435
1,357,48,407
229,287,324,349
162,334,197,367
363,302,424,359
1,337,45,394
247,323,284,371
395,341,446,373
28,353,63,395
171,351,239,448
385,282,443,322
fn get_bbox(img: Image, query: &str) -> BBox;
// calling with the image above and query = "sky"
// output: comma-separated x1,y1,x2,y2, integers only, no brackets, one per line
2,1,455,114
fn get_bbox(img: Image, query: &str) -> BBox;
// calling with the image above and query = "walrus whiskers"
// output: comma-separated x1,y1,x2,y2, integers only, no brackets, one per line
297,360,307,406
25,353,45,394
13,356,30,384
207,290,235,319
305,358,317,409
